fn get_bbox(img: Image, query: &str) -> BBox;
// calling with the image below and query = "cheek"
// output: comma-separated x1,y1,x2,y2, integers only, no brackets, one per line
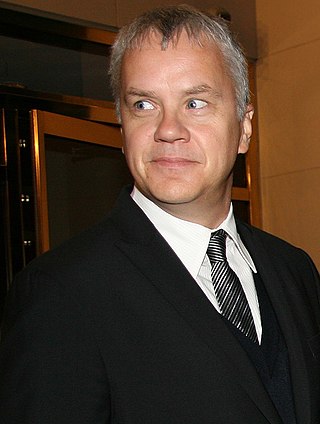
122,133,149,177
200,129,239,167
123,123,156,160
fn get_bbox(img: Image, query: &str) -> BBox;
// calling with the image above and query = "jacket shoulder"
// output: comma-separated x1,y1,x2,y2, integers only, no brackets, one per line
237,220,319,276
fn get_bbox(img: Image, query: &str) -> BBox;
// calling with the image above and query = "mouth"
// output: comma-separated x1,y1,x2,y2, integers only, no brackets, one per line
151,157,198,168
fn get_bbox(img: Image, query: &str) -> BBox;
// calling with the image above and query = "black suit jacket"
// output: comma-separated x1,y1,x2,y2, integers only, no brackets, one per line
1,186,320,423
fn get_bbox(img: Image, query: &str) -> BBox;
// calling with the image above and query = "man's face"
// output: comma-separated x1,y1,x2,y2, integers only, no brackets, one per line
120,31,253,223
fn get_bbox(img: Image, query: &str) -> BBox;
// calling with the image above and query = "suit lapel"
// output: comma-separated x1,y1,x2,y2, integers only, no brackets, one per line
237,222,312,424
110,188,283,424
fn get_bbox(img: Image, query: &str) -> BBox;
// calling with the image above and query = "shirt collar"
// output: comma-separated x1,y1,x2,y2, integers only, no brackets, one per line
131,186,256,278
220,208,257,273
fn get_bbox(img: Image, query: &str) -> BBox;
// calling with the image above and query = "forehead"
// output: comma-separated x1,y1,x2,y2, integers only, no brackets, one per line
120,30,231,93
123,29,221,60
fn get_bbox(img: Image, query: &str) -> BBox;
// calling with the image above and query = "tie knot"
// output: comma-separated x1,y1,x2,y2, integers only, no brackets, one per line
207,229,227,263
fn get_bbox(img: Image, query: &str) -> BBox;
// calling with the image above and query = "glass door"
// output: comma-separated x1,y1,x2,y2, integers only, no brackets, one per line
31,110,132,253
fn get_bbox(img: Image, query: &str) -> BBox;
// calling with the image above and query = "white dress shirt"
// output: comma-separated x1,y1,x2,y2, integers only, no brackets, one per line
131,186,262,343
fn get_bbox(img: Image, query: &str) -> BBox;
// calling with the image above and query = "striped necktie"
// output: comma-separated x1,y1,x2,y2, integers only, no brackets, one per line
207,229,258,343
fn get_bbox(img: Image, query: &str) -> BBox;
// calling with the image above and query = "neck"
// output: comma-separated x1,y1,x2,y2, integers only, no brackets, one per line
151,193,231,229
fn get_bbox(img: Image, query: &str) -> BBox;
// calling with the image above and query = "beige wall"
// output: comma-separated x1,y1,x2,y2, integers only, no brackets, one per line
255,1,320,269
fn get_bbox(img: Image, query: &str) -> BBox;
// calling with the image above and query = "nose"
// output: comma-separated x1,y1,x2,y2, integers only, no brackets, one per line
154,111,190,143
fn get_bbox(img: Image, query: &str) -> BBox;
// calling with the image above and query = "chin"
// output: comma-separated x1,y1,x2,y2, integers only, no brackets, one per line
148,185,199,206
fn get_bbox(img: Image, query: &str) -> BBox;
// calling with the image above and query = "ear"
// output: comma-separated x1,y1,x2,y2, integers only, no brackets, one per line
238,104,254,154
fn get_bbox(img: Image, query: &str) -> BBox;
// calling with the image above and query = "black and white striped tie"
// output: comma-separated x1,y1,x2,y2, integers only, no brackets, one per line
207,229,258,343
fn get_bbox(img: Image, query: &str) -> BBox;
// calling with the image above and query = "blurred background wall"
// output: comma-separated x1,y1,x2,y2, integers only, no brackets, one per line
1,0,319,269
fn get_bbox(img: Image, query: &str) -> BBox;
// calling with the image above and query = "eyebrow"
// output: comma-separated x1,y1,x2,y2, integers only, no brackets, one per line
124,88,157,102
184,84,222,98
123,84,222,104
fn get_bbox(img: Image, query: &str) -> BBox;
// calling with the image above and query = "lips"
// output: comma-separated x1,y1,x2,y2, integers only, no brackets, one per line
151,157,198,167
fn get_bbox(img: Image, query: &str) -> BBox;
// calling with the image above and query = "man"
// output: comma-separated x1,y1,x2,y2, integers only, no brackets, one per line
0,5,319,424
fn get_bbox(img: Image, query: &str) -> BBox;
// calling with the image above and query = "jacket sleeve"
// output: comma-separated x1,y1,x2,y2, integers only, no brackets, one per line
0,266,110,424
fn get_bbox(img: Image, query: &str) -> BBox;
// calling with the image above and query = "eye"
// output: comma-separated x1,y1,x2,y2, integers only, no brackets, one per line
134,100,154,110
187,99,207,109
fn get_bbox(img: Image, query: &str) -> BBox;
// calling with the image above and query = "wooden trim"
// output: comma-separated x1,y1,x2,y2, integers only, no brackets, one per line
0,108,7,167
0,6,117,47
247,62,262,228
40,110,122,147
0,85,117,124
31,110,50,254
231,187,250,202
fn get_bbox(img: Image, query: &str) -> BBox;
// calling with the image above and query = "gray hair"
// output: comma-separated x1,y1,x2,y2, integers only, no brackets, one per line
108,4,250,120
